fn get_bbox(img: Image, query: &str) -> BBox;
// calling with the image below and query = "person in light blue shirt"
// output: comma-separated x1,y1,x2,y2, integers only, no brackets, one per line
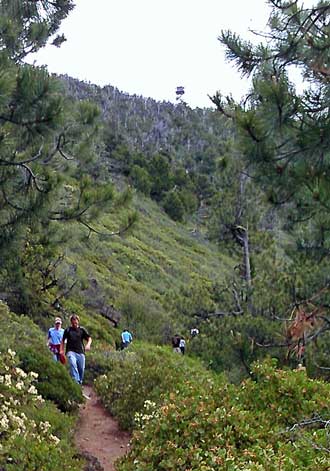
47,317,64,361
121,329,133,349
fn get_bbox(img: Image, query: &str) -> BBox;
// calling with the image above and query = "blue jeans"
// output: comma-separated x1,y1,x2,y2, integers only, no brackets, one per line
67,351,85,384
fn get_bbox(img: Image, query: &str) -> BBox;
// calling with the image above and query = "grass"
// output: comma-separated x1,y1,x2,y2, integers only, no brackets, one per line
57,192,236,343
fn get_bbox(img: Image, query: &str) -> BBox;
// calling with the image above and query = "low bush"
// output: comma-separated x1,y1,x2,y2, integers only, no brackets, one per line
18,346,83,412
0,349,82,471
0,302,83,411
94,342,215,430
84,347,118,382
115,358,330,471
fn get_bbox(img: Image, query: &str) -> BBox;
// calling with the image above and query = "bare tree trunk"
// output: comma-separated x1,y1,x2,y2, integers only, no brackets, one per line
231,224,252,289
242,227,252,290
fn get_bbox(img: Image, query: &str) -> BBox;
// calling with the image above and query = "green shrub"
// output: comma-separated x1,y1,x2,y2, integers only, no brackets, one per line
130,164,152,195
94,342,214,430
17,346,83,412
162,191,185,221
188,314,290,382
84,347,118,383
116,358,330,471
0,349,82,471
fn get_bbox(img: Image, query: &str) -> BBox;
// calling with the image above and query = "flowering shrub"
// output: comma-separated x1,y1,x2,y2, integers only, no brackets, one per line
94,342,216,430
134,400,159,429
0,349,81,470
115,358,330,471
18,346,83,412
0,302,83,412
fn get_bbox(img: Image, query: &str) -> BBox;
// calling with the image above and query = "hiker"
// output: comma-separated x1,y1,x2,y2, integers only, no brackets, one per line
47,317,64,362
60,314,92,385
121,329,133,349
172,334,181,353
190,327,199,338
179,337,186,355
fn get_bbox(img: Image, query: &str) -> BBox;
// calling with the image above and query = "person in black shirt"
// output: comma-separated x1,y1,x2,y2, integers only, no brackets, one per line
60,314,92,385
172,334,181,353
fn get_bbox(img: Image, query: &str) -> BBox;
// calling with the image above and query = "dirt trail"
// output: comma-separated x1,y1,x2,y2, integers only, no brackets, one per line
75,385,131,471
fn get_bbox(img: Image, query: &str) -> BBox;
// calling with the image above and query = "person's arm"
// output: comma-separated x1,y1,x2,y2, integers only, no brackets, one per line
60,329,67,355
85,336,92,351
46,330,51,347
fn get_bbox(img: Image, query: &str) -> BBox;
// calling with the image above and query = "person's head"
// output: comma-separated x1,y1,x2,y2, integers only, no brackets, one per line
70,314,80,329
54,317,62,329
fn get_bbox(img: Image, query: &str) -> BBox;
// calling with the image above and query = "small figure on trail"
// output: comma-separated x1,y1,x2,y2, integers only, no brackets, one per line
121,329,133,349
179,337,186,355
60,314,92,385
47,317,64,362
172,334,181,353
190,327,199,338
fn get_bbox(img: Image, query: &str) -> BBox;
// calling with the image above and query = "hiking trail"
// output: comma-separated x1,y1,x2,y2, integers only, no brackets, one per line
75,385,131,471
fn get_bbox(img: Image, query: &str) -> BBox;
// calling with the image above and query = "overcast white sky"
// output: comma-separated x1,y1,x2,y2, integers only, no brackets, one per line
28,0,313,109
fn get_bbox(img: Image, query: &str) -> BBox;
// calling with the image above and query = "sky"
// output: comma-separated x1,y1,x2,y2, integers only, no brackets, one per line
28,0,310,109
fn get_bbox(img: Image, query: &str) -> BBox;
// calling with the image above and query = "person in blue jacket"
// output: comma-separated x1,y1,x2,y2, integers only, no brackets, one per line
47,317,64,361
121,329,133,349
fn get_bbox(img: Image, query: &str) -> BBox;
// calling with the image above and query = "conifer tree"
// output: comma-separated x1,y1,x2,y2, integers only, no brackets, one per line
213,0,330,255
0,0,134,314
211,1,330,361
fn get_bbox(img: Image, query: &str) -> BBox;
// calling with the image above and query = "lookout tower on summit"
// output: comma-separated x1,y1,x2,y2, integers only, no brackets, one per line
175,85,185,101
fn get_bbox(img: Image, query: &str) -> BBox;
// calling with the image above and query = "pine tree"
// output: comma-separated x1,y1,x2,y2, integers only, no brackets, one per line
0,1,134,315
213,0,330,256
211,1,330,359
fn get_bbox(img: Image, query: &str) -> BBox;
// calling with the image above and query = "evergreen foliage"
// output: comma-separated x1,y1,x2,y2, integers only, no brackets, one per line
215,0,330,256
3,1,330,469
0,0,74,61
206,0,330,368
0,0,136,319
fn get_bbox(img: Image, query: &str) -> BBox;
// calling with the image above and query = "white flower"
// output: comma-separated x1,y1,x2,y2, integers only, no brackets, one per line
4,375,11,386
27,385,38,395
33,395,44,403
49,434,60,445
11,414,25,429
0,415,9,430
40,421,51,432
15,367,27,378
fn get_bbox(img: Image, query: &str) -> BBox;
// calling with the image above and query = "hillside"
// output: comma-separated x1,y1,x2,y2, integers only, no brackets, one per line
54,192,235,344
4,2,330,470
59,74,231,159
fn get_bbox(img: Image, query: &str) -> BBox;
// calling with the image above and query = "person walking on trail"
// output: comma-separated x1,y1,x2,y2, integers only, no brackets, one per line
60,314,92,385
179,337,186,355
47,317,64,362
172,334,181,353
121,329,133,349
190,327,199,338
